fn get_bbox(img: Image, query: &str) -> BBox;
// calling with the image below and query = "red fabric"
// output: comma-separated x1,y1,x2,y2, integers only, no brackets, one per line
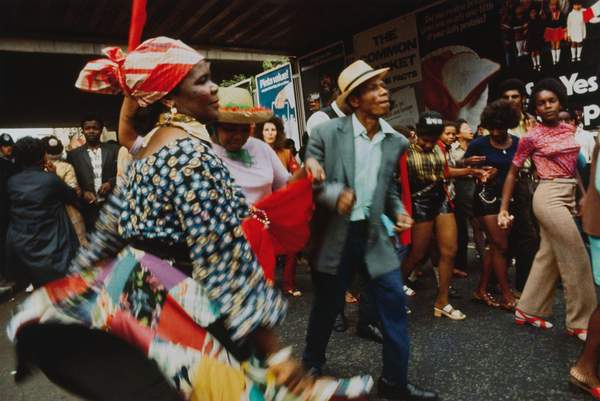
108,311,153,354
584,7,595,23
75,37,202,107
45,276,89,303
242,217,277,282
128,0,147,51
398,152,412,246
155,295,208,351
242,177,314,282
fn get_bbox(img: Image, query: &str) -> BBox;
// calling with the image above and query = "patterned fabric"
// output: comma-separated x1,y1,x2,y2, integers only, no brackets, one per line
73,137,285,342
75,37,203,107
512,122,579,179
7,249,372,401
407,142,448,187
87,147,103,194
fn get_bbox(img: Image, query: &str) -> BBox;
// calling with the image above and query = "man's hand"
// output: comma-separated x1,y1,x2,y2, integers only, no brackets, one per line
304,157,325,182
97,182,113,197
395,213,413,232
336,189,355,215
82,191,96,204
497,210,514,229
269,359,314,396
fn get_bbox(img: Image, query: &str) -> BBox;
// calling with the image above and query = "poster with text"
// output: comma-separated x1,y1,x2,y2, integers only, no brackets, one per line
416,0,504,127
255,63,300,145
387,85,420,128
498,0,600,128
354,14,421,92
298,42,346,121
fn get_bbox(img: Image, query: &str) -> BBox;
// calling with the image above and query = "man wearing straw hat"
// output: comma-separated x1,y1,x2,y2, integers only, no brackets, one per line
303,60,438,401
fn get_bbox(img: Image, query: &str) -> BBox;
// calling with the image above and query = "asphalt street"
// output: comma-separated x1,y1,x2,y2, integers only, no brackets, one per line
0,255,595,401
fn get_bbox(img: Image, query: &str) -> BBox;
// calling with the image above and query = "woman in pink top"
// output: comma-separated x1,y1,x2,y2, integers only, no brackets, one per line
210,88,296,204
211,87,313,296
498,78,596,340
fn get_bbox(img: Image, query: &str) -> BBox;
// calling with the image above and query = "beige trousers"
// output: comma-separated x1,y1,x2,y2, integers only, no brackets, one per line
517,179,597,329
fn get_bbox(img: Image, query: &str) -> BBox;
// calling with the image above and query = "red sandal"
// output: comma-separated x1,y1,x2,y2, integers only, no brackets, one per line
570,367,600,399
567,328,588,341
515,308,554,329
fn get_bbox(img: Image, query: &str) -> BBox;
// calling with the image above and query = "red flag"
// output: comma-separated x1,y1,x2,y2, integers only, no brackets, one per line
398,152,412,245
128,0,147,51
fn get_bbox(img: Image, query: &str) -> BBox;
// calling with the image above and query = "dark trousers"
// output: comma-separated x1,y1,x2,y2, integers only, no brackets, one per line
509,175,540,291
454,179,475,270
82,202,103,232
303,221,409,386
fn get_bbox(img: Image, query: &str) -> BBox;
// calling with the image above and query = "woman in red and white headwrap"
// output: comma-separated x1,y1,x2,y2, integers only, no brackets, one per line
8,37,371,401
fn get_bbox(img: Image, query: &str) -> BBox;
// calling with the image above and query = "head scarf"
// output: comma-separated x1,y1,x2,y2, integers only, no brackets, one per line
75,36,203,107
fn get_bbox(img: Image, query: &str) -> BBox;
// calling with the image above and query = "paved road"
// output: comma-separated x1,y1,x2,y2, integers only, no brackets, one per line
0,258,594,401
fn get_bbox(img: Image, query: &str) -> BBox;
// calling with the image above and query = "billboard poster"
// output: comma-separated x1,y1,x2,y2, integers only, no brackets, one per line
298,42,346,121
255,63,300,145
416,0,504,127
354,14,422,92
498,0,600,128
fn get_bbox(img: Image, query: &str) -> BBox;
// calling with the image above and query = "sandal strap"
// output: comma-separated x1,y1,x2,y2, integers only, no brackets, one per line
442,304,465,318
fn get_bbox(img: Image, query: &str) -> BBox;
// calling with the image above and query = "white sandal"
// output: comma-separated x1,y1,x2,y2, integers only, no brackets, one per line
434,304,466,320
403,285,416,297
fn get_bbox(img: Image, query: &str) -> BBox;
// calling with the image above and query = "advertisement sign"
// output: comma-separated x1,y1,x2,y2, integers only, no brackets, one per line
354,14,421,92
416,0,503,127
498,0,600,128
298,42,346,121
255,63,300,145
388,85,420,128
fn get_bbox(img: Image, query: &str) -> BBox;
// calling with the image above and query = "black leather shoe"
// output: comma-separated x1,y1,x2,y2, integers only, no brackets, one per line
333,312,348,332
378,378,439,400
356,323,383,343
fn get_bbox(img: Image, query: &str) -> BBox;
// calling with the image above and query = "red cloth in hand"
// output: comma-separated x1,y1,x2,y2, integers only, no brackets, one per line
398,152,412,246
241,177,314,282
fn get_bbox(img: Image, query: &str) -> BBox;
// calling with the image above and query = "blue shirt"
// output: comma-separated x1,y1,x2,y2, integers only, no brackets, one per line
464,135,519,191
350,114,392,221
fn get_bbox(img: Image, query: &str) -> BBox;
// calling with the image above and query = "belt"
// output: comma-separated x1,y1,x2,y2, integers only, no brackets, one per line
539,178,577,184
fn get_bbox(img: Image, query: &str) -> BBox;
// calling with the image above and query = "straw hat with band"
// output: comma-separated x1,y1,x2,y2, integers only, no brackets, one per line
336,60,389,106
216,87,272,124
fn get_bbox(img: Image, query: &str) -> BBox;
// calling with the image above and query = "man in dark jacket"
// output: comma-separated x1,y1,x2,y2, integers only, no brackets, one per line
67,116,119,230
6,137,79,287
0,133,17,294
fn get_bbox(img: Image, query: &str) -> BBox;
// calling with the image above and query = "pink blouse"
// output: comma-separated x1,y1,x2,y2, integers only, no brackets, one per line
213,137,290,204
512,122,580,179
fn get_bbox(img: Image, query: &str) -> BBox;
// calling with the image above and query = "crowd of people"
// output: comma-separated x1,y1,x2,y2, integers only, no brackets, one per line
0,36,599,401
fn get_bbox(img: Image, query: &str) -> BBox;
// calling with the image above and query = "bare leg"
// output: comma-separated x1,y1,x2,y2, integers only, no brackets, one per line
476,217,493,295
433,213,458,308
471,217,486,258
480,215,515,307
572,307,600,386
402,221,434,278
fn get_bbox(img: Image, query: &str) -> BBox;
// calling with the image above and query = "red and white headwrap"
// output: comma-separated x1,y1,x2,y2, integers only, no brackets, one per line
75,36,203,107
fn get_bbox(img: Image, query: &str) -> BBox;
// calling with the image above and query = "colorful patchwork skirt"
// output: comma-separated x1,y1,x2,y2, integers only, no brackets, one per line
7,247,372,401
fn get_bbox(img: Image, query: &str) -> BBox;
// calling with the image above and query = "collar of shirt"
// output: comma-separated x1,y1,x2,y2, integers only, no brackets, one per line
351,113,392,143
331,101,345,118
